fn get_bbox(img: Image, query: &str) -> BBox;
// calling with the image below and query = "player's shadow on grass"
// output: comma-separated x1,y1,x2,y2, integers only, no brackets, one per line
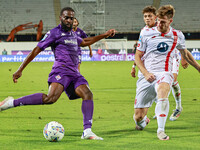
99,128,142,137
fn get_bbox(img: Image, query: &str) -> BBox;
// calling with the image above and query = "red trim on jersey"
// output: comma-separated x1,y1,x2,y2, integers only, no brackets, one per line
165,31,178,71
161,33,165,37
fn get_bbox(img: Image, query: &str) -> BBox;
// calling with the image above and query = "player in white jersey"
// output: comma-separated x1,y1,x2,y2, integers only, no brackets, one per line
133,5,200,140
131,6,157,78
131,6,188,121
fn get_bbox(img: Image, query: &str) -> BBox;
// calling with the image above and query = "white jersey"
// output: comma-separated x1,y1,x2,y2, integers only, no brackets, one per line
137,26,185,74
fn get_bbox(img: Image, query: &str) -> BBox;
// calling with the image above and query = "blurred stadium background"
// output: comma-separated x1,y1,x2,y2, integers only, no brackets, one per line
0,0,200,61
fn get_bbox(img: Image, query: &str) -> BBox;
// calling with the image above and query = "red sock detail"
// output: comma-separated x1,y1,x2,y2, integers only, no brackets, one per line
159,114,166,117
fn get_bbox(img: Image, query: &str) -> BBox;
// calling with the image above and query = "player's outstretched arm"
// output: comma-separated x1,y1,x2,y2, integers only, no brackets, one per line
131,61,137,78
88,45,93,57
13,46,42,83
180,53,189,69
135,50,156,82
179,49,200,72
80,29,116,47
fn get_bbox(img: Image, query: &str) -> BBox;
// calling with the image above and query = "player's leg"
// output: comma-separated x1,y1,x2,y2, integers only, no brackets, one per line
133,77,154,130
0,82,63,111
155,82,171,140
42,82,64,104
75,84,103,140
134,108,150,130
170,73,182,121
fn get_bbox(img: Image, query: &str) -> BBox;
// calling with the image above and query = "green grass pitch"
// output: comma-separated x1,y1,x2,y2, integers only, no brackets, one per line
0,61,200,150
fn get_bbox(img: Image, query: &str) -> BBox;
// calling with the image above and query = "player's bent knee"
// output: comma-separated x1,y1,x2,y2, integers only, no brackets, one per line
42,94,59,104
83,90,93,100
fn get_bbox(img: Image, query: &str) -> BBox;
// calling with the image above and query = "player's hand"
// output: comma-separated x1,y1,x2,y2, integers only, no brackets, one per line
144,72,156,83
89,51,93,57
181,59,189,69
13,70,22,83
131,68,136,78
105,29,116,38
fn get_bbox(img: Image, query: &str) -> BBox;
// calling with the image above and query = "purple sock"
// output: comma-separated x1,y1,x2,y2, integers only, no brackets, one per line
82,100,94,130
14,93,43,107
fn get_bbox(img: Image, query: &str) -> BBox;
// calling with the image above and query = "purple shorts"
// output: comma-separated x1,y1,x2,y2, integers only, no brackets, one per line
48,71,88,100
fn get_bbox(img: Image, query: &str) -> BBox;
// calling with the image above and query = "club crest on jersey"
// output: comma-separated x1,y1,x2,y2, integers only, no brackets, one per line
55,75,61,80
157,42,169,52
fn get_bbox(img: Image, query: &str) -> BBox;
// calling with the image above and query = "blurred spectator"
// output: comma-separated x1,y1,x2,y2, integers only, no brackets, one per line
133,41,138,54
98,47,102,54
2,49,7,55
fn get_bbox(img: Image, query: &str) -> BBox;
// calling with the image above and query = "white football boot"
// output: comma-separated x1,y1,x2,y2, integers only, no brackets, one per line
157,131,169,140
81,128,103,140
0,96,14,112
169,107,183,121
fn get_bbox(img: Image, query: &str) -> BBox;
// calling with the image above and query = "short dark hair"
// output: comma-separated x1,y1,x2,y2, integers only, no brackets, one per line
60,7,75,16
142,6,157,15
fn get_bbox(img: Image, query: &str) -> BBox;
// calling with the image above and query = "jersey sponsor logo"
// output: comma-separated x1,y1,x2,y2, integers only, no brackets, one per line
64,39,77,45
157,42,169,52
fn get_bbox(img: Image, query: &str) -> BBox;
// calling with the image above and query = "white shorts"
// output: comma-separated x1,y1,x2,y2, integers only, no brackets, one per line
172,54,180,74
134,72,174,109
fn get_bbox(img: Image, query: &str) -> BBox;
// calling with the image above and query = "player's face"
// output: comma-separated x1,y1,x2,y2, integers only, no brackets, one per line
72,19,78,29
60,10,75,32
143,12,156,28
157,16,173,33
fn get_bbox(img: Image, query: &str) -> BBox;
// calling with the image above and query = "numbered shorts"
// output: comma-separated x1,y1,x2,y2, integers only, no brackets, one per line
134,72,174,108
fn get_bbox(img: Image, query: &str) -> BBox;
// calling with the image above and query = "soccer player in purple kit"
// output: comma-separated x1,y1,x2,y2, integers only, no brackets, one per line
0,7,115,140
72,17,93,72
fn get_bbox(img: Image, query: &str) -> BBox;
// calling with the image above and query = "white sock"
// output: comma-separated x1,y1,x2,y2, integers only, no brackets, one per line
134,115,147,129
172,81,182,110
155,98,169,133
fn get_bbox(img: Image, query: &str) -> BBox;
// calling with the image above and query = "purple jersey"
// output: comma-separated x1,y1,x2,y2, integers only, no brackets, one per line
73,27,87,55
37,24,83,74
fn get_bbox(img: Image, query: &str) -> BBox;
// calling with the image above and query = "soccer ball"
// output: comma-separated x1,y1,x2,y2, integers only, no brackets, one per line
43,121,65,142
